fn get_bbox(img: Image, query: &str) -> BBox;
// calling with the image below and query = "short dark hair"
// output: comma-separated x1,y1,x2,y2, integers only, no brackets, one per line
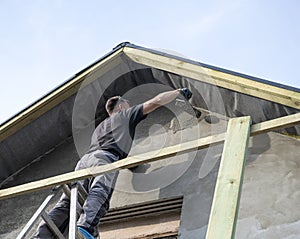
105,96,129,114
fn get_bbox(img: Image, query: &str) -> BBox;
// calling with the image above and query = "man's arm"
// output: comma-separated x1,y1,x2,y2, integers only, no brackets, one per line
142,89,180,115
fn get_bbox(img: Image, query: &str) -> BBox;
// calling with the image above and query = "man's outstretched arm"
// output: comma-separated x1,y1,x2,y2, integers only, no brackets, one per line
143,88,192,115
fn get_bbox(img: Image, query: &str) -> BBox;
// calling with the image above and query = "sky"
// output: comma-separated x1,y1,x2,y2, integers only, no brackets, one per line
0,0,299,124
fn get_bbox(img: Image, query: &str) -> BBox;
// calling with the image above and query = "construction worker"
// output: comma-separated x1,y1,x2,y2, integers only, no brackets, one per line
32,88,192,239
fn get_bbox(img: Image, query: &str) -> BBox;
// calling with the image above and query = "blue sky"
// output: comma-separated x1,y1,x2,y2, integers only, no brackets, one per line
0,0,299,123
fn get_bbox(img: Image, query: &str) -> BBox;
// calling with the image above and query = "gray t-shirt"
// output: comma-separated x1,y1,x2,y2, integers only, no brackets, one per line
89,104,147,159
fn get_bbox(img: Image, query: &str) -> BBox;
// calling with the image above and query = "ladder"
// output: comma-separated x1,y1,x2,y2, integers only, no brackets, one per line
16,182,96,239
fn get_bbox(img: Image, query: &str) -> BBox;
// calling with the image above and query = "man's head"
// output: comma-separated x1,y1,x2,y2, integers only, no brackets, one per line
105,96,130,115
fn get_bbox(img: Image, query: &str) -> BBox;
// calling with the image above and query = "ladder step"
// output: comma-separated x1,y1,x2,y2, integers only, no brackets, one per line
41,211,66,239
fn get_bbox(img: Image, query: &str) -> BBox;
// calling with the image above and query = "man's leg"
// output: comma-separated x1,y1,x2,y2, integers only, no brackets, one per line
76,170,118,236
76,150,119,236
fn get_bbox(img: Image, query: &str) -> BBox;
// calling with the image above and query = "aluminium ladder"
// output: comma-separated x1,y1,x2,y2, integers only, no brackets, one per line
16,182,94,239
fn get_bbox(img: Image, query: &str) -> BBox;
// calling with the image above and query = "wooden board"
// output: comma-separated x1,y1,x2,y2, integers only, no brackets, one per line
206,116,251,239
251,112,300,135
123,47,300,110
0,113,299,200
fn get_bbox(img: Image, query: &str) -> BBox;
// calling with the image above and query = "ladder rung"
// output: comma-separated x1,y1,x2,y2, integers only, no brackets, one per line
62,184,71,198
41,211,66,239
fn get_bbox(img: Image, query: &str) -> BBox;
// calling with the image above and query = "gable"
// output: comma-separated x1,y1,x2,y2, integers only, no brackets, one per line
0,42,299,184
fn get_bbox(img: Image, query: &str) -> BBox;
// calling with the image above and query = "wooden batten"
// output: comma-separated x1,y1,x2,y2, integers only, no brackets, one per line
206,116,251,239
123,47,300,110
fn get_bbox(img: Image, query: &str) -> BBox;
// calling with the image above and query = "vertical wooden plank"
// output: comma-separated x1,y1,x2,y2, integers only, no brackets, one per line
206,116,251,239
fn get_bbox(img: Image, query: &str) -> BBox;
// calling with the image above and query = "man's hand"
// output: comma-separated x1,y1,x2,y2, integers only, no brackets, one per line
179,88,192,100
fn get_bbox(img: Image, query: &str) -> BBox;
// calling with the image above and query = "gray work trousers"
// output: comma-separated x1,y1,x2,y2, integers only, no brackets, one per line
31,150,119,239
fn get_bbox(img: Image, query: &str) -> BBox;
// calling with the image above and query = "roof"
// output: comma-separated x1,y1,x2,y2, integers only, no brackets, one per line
0,42,299,184
1,42,299,139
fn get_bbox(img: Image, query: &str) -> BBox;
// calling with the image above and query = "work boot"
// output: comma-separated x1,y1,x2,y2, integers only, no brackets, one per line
77,226,95,239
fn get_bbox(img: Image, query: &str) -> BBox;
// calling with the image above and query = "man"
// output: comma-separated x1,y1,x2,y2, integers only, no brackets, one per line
32,88,192,239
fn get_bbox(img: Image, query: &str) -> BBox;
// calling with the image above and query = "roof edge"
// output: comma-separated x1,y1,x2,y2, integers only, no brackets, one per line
124,43,300,93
